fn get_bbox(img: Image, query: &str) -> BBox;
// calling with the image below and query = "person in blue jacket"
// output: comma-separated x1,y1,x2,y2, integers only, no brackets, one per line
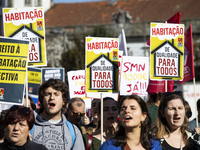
100,95,162,150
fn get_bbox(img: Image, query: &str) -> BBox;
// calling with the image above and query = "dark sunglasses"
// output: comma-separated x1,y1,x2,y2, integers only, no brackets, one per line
163,91,182,97
10,105,31,114
72,111,85,117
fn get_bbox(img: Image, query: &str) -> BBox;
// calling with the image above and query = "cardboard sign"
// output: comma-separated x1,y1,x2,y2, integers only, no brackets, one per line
3,7,47,66
41,68,65,83
0,37,29,104
85,37,119,93
67,70,85,98
28,67,41,95
120,56,149,96
150,23,184,80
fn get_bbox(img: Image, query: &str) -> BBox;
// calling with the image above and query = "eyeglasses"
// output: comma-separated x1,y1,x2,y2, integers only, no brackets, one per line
72,111,85,117
163,91,182,97
10,105,31,114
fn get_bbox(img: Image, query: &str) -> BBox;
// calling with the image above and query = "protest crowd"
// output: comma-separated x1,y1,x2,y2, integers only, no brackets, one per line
0,78,200,150
0,4,200,150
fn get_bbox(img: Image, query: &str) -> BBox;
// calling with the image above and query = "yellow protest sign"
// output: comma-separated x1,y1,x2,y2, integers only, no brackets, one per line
3,7,47,67
27,67,41,95
0,37,29,104
85,37,119,93
150,23,184,80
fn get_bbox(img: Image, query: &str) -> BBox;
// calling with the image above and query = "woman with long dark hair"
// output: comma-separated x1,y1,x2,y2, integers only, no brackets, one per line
100,95,161,150
152,92,200,150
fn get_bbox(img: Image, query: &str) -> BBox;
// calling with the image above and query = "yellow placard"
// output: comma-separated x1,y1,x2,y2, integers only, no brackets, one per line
0,37,29,84
28,70,41,84
0,70,26,84
3,7,47,67
85,37,119,93
0,37,29,104
150,23,184,80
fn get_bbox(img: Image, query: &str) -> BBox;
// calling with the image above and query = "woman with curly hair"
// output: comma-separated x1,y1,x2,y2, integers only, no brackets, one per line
100,95,161,150
152,91,200,150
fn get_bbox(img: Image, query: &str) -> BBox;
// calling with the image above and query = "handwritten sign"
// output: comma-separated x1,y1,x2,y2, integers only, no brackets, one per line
120,56,149,96
67,70,85,98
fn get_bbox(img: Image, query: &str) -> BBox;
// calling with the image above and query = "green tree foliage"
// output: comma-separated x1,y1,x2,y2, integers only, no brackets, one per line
61,34,85,72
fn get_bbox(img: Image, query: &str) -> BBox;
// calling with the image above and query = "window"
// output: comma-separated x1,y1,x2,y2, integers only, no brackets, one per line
38,0,41,6
35,0,41,6
25,0,31,5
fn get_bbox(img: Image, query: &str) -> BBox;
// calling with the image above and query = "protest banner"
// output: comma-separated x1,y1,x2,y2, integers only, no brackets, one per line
41,68,65,83
67,70,92,117
3,7,47,66
27,67,41,95
85,37,119,144
147,12,181,46
0,37,29,104
147,80,174,95
120,56,149,96
150,23,184,80
85,37,119,93
67,70,85,98
179,24,195,84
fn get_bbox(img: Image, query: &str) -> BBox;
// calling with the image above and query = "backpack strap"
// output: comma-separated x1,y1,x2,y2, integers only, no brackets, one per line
66,120,76,150
30,124,35,135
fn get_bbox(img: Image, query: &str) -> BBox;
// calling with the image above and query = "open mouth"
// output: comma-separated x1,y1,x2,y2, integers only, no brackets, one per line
173,117,181,122
124,116,132,121
107,116,114,121
94,111,98,116
49,103,55,108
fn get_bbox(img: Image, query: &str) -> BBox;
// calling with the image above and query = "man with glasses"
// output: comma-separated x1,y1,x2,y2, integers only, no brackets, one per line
31,79,84,150
67,98,85,130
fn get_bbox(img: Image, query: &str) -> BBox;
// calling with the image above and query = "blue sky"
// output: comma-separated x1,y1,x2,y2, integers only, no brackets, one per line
53,0,105,3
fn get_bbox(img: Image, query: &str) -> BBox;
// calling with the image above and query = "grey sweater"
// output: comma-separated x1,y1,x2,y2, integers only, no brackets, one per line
32,109,85,150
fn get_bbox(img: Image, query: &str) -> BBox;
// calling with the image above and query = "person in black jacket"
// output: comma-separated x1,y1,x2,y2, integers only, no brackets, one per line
0,105,47,150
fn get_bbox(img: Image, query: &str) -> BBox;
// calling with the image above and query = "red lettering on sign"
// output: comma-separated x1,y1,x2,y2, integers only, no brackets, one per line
74,91,85,95
30,44,36,52
92,79,113,88
72,75,85,80
171,59,175,67
159,58,162,66
29,52,38,61
34,53,38,61
94,72,111,79
95,72,98,79
123,62,146,72
156,66,177,76
158,58,176,67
